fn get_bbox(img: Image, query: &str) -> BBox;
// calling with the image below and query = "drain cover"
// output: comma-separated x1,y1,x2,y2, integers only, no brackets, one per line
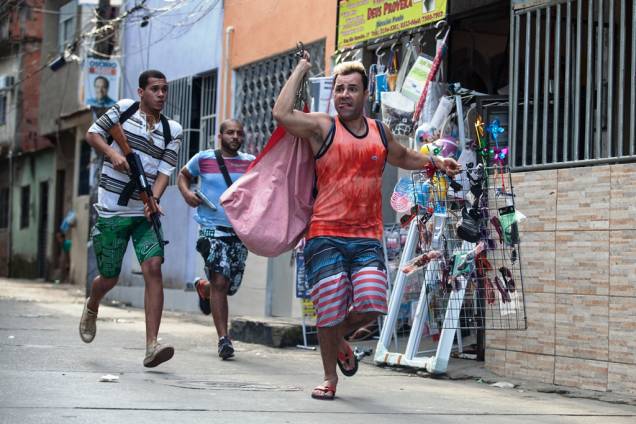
163,380,302,392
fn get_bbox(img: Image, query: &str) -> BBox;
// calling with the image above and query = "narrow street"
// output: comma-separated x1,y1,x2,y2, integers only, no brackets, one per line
1,278,634,424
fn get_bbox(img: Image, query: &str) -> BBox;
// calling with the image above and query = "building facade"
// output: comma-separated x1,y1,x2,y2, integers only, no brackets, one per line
486,0,636,395
220,0,338,318
104,0,226,312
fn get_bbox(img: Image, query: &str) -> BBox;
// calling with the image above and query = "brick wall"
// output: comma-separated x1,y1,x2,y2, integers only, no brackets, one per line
485,164,636,395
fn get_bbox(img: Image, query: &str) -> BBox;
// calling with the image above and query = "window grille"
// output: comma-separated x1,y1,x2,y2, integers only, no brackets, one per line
235,40,326,155
509,0,635,170
163,72,217,184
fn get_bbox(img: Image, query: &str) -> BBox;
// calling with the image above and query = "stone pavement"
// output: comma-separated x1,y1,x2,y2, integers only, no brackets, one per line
0,278,635,424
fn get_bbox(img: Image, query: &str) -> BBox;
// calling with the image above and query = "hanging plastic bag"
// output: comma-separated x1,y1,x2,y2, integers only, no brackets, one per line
420,82,449,127
498,206,526,246
220,123,315,257
381,91,415,136
401,55,434,103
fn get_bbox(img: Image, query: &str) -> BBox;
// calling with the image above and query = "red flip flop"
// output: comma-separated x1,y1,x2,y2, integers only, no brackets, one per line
311,384,336,400
337,342,359,377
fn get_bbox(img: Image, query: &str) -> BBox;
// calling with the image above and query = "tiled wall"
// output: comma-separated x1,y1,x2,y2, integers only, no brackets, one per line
485,164,636,395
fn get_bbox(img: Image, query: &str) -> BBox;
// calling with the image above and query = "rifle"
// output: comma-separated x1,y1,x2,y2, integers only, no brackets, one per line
108,124,168,247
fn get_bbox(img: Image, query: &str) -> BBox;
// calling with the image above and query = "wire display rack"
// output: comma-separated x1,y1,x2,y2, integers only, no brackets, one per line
408,166,527,331
375,165,526,373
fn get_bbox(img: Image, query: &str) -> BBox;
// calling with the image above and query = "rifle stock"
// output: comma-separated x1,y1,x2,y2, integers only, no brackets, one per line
107,124,168,247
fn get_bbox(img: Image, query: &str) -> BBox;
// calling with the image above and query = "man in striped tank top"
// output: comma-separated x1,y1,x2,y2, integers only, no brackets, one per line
79,70,183,368
273,54,460,400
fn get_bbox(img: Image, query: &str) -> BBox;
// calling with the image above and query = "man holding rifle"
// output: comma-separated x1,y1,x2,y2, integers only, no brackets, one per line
79,70,183,368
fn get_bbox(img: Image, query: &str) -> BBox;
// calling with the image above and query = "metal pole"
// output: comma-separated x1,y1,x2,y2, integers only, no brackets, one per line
618,0,626,156
584,0,593,160
378,219,418,350
509,8,516,167
542,7,551,164
563,2,572,163
574,1,582,161
607,0,615,157
523,11,531,167
532,9,541,165
595,0,603,158
553,4,561,163
511,13,520,169
630,2,636,155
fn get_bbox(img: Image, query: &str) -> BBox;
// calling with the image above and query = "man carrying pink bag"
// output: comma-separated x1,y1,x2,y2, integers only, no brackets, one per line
268,52,460,401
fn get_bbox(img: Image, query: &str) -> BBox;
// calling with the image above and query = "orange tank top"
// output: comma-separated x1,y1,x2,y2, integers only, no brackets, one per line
306,117,388,241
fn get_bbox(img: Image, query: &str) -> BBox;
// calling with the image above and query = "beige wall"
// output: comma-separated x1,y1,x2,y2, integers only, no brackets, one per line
486,164,636,396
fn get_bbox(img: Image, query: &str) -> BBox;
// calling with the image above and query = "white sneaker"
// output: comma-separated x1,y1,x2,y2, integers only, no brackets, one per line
143,342,174,368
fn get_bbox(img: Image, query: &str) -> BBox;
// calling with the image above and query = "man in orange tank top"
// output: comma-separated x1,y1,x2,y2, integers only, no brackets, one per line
273,53,459,400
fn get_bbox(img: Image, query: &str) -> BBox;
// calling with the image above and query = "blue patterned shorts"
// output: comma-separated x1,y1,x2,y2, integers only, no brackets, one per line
195,228,248,296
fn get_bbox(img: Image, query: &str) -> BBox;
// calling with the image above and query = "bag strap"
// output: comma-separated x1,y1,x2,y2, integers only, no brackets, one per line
214,149,234,188
160,114,171,143
115,101,172,143
119,101,139,124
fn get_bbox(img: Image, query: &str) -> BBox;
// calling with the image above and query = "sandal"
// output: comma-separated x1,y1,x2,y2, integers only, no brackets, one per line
485,278,496,305
490,216,504,244
337,342,359,377
348,326,377,342
193,278,211,315
493,276,511,303
499,266,516,293
311,384,336,400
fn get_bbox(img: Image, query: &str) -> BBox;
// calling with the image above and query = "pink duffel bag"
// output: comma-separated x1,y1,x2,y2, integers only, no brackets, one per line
220,126,315,257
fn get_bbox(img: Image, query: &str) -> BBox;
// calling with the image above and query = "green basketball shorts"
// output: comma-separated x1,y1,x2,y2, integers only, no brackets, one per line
91,216,164,278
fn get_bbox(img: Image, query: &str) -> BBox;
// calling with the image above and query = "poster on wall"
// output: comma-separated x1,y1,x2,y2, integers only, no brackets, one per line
337,0,448,50
83,58,120,108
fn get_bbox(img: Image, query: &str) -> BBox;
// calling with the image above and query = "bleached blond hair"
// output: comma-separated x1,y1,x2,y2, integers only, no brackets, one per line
332,61,368,89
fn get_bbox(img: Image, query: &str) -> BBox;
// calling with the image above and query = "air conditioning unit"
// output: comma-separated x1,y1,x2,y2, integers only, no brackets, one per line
0,75,15,90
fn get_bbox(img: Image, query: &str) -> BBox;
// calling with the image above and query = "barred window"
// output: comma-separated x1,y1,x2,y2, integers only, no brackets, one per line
510,0,636,170
163,72,217,184
235,40,326,155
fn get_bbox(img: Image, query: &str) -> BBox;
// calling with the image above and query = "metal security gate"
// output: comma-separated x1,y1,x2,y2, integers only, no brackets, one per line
163,72,217,184
509,0,636,170
200,74,217,150
234,40,326,155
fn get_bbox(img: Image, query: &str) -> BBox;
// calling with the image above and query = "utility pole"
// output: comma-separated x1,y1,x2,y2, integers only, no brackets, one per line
85,0,111,296
94,0,114,57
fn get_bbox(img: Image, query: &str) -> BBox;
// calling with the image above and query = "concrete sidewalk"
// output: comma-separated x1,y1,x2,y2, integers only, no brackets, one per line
1,278,635,424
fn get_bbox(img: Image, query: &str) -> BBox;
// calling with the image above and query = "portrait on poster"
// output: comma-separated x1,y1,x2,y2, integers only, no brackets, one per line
84,59,119,108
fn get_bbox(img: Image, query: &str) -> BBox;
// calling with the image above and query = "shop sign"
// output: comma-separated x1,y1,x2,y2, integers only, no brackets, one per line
337,0,447,49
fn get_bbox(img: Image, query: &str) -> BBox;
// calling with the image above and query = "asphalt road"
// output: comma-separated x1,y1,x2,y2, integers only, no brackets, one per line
1,279,635,424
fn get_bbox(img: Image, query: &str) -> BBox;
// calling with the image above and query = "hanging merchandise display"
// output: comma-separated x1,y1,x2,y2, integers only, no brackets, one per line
294,241,318,351
401,55,435,103
412,27,450,123
429,96,454,131
375,88,528,374
381,91,416,136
